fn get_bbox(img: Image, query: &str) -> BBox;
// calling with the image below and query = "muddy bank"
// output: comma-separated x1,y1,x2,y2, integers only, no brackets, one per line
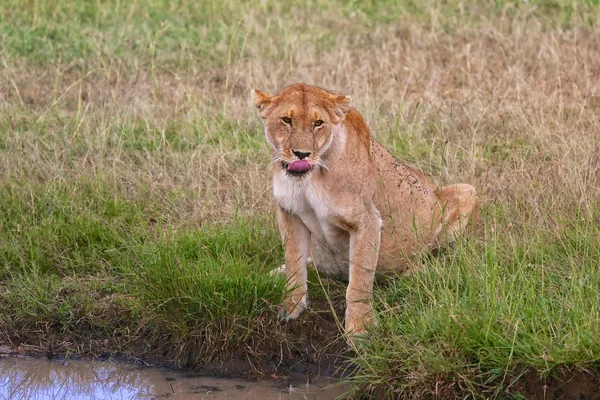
5,295,600,399
167,301,354,380
0,297,352,381
513,369,600,400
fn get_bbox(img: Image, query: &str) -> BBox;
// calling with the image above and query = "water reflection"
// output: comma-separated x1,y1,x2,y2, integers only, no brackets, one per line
0,357,347,399
1,358,158,400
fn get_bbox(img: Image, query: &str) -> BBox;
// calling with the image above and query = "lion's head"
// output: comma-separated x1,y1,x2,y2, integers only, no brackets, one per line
252,83,352,177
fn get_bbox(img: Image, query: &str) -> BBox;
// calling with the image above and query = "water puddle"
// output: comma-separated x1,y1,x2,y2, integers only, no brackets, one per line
0,357,348,399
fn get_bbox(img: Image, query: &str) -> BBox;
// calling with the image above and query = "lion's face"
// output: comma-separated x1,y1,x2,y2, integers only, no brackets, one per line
253,83,351,177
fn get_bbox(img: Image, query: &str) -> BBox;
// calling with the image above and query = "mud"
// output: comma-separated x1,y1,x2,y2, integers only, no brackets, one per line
0,356,349,400
0,294,352,380
513,369,600,400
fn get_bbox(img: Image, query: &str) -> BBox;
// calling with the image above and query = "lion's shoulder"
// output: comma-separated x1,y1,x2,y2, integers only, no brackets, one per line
342,109,372,155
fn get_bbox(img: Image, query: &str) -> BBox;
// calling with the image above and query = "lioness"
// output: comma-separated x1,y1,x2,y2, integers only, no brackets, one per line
253,83,479,335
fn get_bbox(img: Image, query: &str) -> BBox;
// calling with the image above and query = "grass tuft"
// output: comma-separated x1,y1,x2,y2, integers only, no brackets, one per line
0,179,285,365
350,204,600,398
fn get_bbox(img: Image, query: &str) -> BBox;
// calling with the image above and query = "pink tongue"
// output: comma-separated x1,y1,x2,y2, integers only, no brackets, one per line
287,160,312,173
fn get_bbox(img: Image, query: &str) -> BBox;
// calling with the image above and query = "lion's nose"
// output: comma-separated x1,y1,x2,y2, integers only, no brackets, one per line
292,150,311,160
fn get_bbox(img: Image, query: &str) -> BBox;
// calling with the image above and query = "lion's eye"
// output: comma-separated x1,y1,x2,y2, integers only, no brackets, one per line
281,116,292,125
313,120,324,128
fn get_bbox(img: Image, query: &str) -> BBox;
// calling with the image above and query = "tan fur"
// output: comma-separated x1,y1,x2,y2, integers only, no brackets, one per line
253,83,479,335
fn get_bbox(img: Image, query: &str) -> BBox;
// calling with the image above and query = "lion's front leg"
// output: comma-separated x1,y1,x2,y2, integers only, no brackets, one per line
345,211,382,335
276,206,311,320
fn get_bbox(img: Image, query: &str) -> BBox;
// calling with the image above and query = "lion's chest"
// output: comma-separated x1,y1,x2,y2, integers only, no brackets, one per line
273,175,330,219
273,174,343,242
272,172,354,279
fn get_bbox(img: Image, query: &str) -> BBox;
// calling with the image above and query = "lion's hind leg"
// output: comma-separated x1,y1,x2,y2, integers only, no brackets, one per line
434,183,479,246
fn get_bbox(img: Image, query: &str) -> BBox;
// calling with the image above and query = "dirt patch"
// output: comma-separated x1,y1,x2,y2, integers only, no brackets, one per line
175,298,353,381
513,369,600,400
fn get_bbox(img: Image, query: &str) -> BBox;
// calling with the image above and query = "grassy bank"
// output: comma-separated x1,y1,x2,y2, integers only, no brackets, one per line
1,0,600,398
352,205,600,398
0,178,286,365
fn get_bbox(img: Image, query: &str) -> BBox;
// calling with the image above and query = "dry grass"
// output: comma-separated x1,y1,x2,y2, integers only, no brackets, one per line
2,3,598,222
1,0,600,397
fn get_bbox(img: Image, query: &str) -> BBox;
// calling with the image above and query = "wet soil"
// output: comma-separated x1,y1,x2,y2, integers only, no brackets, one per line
513,369,600,400
186,298,353,380
0,296,352,381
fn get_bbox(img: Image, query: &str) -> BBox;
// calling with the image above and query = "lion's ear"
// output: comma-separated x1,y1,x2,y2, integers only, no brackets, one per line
252,89,273,119
328,94,352,123
333,95,352,114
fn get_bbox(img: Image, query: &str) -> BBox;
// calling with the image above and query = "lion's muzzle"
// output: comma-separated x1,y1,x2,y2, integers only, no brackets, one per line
283,160,312,176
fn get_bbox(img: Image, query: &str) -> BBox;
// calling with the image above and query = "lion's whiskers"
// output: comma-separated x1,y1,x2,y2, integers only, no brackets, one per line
318,159,331,172
269,156,282,168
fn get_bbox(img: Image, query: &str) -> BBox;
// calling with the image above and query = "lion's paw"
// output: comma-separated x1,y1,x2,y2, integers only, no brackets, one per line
269,264,287,278
278,293,307,321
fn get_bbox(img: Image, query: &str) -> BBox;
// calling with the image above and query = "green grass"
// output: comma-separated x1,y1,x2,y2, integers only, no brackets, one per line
0,179,285,363
351,205,600,398
2,0,597,67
